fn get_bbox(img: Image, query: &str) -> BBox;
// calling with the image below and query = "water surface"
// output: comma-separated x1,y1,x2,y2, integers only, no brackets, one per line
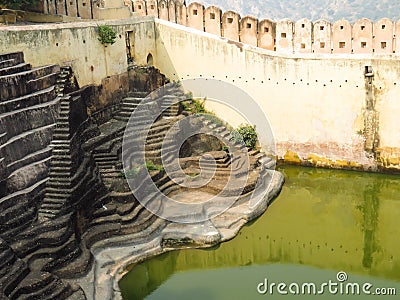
119,166,400,299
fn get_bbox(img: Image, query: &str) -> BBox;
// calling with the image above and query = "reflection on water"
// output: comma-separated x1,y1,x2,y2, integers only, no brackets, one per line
119,166,400,299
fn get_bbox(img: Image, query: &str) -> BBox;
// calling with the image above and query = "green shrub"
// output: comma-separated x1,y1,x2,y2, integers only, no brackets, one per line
145,161,164,172
181,96,206,114
193,99,206,113
97,25,117,45
230,124,258,150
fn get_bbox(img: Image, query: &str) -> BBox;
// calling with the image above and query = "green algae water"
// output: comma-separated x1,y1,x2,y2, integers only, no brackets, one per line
119,166,400,299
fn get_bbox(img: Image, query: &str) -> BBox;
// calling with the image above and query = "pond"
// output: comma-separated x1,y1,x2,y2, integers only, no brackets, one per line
119,165,400,299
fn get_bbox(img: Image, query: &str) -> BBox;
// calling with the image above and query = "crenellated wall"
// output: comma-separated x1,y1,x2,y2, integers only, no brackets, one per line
129,0,400,55
43,0,131,20
38,0,400,55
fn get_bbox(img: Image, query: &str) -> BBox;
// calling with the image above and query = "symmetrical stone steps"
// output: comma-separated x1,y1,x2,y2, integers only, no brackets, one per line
0,123,55,166
0,52,24,69
0,86,57,114
0,63,31,77
6,146,53,176
0,64,60,102
0,53,60,231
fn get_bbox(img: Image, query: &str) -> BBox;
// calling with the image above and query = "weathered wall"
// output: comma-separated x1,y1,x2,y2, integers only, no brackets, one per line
153,19,400,172
0,18,155,87
2,16,400,172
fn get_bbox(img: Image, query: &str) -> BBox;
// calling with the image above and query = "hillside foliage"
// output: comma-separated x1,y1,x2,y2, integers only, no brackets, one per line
0,0,36,10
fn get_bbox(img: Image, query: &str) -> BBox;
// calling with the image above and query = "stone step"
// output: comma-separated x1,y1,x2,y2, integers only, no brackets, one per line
121,100,140,107
37,210,57,220
51,148,71,155
47,176,72,182
0,84,56,114
0,65,58,102
0,62,31,77
145,140,175,152
54,127,70,133
0,248,15,270
51,153,71,159
94,156,118,162
50,140,70,145
0,52,24,64
6,146,52,175
18,281,71,300
93,152,117,159
27,72,58,93
50,160,72,167
0,131,7,144
127,91,148,98
58,111,70,118
44,186,71,193
48,166,71,173
46,182,71,189
0,58,18,69
0,259,29,296
99,169,120,178
96,160,117,166
40,202,65,210
122,97,144,103
52,133,70,140
45,192,70,199
11,272,55,299
42,197,67,205
56,121,70,128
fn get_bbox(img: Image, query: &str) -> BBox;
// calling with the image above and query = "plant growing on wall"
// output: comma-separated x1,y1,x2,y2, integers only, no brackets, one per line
230,124,258,150
97,25,117,46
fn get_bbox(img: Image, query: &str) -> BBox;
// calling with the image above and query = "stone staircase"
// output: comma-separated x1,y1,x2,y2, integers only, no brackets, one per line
159,94,181,117
114,91,148,122
39,97,73,221
0,52,60,242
